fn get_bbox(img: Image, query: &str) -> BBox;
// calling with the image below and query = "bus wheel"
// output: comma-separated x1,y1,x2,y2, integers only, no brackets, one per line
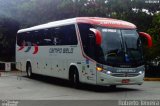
70,68,79,88
26,63,33,78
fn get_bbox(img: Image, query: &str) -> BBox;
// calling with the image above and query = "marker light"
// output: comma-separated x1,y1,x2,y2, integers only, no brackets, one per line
96,67,103,72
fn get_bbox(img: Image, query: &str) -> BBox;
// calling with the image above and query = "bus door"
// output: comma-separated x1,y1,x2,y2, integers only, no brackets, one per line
81,33,97,84
81,58,96,84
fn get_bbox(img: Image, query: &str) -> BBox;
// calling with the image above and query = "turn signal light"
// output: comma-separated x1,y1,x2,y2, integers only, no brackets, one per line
96,67,103,72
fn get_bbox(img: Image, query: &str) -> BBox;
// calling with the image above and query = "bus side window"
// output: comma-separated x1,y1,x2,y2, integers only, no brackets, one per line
78,23,95,59
54,25,78,45
36,30,48,46
63,25,77,45
38,30,45,46
17,33,24,46
54,27,63,45
31,31,39,45
25,32,32,46
49,28,55,45
42,29,52,45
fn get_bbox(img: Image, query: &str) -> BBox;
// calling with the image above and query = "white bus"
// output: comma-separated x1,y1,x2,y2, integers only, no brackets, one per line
16,17,152,87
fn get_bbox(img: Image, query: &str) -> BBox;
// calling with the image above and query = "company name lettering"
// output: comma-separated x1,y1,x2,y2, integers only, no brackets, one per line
49,48,74,54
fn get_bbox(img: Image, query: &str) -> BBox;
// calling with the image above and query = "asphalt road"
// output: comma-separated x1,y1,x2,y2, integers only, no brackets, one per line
0,73,160,106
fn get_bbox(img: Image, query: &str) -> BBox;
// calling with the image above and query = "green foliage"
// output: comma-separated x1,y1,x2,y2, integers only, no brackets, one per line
0,0,160,61
0,17,19,61
146,13,160,60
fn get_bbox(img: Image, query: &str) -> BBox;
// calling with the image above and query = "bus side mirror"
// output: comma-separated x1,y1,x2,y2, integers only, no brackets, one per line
90,28,102,46
139,32,152,48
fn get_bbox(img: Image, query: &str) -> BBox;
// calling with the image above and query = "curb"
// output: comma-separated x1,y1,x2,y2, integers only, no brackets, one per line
144,78,160,81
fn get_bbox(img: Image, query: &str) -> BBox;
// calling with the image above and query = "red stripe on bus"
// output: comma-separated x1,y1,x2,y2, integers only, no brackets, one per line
33,44,39,54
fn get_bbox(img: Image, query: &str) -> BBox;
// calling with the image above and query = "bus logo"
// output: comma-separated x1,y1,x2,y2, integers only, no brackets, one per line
18,43,39,54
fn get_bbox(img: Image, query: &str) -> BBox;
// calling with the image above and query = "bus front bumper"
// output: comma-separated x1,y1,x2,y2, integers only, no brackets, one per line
96,72,144,86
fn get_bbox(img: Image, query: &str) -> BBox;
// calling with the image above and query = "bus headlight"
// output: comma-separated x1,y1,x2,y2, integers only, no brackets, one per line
106,71,112,75
138,71,143,75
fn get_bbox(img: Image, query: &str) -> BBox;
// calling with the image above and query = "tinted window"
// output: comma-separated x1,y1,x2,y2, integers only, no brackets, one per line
17,32,33,46
38,29,54,46
17,33,24,46
17,24,77,46
78,23,95,58
54,25,77,45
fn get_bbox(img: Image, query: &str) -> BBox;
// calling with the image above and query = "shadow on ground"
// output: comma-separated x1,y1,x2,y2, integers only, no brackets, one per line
24,74,140,93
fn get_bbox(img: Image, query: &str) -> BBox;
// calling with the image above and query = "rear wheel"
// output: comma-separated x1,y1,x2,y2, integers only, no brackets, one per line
26,63,33,78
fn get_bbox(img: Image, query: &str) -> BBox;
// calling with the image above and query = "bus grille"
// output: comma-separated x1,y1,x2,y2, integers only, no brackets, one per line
111,73,139,77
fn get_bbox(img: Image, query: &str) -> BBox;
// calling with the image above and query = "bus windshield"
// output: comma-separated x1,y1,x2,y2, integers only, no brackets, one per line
96,27,143,67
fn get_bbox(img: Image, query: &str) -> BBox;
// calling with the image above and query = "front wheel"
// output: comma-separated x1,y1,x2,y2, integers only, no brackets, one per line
70,69,80,88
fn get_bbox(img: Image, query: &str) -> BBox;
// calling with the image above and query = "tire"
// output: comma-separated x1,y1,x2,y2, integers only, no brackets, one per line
26,63,33,78
70,68,80,88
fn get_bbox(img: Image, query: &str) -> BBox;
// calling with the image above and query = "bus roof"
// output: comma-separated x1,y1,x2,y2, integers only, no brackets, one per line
18,17,136,33
76,17,136,29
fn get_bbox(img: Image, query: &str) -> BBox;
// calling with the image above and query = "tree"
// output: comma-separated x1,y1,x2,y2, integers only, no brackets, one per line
146,13,160,60
0,17,19,61
0,0,159,61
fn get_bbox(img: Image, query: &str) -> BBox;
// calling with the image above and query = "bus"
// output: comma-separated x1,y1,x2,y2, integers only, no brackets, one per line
16,17,152,87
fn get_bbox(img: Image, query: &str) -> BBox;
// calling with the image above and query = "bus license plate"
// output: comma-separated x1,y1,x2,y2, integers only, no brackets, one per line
122,79,130,84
